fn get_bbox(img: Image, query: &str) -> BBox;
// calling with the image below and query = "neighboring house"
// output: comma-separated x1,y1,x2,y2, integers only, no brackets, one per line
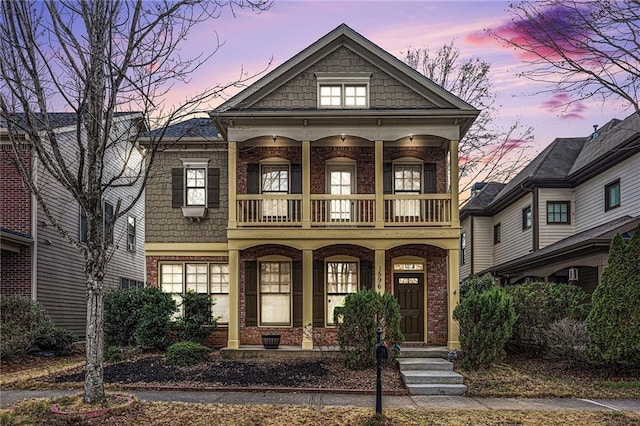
460,112,640,293
0,113,147,337
144,24,479,350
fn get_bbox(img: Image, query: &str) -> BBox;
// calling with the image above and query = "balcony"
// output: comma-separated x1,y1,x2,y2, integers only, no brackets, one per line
235,194,452,228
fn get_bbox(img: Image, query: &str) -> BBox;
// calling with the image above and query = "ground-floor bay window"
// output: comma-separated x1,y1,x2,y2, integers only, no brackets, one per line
160,262,229,323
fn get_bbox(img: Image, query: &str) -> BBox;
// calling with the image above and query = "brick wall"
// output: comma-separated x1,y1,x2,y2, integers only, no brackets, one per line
1,247,32,296
384,146,448,193
237,147,302,194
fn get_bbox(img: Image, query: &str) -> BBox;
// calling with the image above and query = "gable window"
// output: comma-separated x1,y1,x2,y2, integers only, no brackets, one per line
261,163,289,218
460,232,466,265
160,262,229,323
127,216,136,252
494,223,501,244
171,159,220,218
547,201,570,224
104,202,114,243
605,180,621,211
259,261,291,326
316,73,371,109
326,261,358,325
522,206,532,230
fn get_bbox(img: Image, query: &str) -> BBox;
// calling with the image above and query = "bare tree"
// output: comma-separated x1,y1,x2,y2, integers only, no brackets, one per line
493,0,639,113
0,0,270,403
403,42,534,197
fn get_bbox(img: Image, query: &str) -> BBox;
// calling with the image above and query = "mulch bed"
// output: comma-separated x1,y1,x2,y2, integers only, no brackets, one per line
44,354,406,393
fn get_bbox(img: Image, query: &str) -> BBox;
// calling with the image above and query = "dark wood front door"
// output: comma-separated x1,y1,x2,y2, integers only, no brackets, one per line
394,273,424,342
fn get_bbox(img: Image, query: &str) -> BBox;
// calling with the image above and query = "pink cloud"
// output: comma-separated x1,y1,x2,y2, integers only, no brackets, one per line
466,4,592,61
541,94,587,120
503,139,527,150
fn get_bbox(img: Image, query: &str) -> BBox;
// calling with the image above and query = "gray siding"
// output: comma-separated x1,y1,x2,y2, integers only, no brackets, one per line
252,46,435,110
493,194,533,266
145,148,228,243
473,216,494,273
537,188,576,249
459,218,471,280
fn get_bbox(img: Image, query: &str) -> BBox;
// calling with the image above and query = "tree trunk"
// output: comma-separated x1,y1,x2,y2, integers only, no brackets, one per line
84,275,105,403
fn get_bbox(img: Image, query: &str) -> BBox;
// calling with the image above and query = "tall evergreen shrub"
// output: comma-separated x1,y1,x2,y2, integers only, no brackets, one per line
178,290,216,344
587,231,640,367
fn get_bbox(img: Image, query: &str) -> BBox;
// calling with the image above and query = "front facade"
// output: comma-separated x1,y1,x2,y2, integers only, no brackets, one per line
0,114,147,337
145,25,478,350
460,113,640,292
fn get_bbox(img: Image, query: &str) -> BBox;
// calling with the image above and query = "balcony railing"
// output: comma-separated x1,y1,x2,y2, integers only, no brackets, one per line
236,194,451,227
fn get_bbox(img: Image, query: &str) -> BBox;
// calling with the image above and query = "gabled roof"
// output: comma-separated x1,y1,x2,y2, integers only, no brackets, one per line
461,182,505,218
1,112,138,131
214,24,477,114
141,118,220,140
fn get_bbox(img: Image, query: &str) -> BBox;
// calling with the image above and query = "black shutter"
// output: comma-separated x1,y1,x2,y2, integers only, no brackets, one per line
245,261,258,326
424,163,437,193
360,261,374,291
171,168,183,208
207,168,220,208
290,164,302,194
247,163,260,194
313,260,325,327
383,162,393,194
292,261,303,327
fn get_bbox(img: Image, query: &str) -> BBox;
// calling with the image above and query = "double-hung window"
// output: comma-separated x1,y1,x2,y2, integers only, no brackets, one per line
104,202,114,243
494,223,502,244
186,168,206,206
522,206,532,230
326,261,358,325
460,232,466,265
261,164,289,218
394,164,422,217
259,261,291,326
547,201,570,224
127,216,136,252
605,180,621,211
172,159,219,219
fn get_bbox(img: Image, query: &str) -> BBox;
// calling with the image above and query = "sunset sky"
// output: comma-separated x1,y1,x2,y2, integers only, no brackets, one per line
173,0,632,158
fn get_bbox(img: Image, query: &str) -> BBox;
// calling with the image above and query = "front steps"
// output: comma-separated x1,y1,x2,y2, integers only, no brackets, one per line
397,347,466,396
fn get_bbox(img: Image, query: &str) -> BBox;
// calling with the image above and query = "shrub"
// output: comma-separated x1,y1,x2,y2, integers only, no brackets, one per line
543,318,588,365
177,291,216,344
104,289,141,347
0,295,75,359
337,290,403,370
166,341,210,366
105,345,124,363
587,231,640,368
459,274,496,299
133,287,177,349
505,282,591,354
453,287,516,369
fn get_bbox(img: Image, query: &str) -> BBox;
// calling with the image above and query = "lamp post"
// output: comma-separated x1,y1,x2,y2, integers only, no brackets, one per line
374,326,388,415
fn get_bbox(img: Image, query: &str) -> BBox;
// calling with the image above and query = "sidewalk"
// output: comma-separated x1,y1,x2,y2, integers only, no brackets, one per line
1,389,639,414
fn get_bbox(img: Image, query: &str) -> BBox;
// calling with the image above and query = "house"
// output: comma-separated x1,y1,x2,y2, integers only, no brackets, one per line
144,24,478,350
0,113,147,337
460,112,640,292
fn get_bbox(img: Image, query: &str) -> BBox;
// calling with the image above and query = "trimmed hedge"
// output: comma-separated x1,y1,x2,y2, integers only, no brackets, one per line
166,341,210,366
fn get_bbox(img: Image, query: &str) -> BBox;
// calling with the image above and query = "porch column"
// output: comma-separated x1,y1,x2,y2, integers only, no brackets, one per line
450,139,460,227
227,249,240,349
375,140,384,228
228,141,237,229
302,249,313,349
447,248,461,350
302,140,311,228
375,249,385,294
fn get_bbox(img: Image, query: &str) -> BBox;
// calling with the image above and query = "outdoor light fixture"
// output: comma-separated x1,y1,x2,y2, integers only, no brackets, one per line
408,134,414,142
340,133,346,142
272,134,278,142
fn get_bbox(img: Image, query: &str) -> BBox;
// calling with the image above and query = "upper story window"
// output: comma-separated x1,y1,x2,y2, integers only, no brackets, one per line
494,223,501,244
522,206,532,230
127,216,136,252
79,207,88,242
547,201,570,224
605,179,621,211
186,168,206,206
460,232,466,265
171,159,220,218
316,72,371,109
104,202,114,244
261,163,289,218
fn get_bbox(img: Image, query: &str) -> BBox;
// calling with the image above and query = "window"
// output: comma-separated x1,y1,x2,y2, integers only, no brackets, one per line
605,180,621,211
316,73,371,109
460,232,466,265
522,206,532,230
160,262,229,323
547,201,570,224
120,277,144,291
394,163,422,217
327,163,355,221
494,223,501,244
186,168,206,206
79,208,88,242
104,202,114,243
326,261,358,325
319,85,342,107
127,216,136,252
259,261,291,326
261,164,289,218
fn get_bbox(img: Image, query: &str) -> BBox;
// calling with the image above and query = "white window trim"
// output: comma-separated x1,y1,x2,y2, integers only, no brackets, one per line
316,72,371,109
180,158,209,218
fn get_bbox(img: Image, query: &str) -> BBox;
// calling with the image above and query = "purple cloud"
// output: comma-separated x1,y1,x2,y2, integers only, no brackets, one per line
541,94,587,119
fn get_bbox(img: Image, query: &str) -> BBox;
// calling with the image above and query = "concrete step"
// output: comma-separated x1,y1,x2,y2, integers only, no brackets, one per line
396,347,449,359
401,370,464,385
406,383,467,396
397,358,453,371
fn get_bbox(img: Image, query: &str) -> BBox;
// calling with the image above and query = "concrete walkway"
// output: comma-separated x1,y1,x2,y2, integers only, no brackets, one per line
1,390,639,414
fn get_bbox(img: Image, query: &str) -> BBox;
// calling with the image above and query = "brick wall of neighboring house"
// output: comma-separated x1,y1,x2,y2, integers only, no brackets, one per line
1,143,33,296
251,46,434,110
386,244,448,345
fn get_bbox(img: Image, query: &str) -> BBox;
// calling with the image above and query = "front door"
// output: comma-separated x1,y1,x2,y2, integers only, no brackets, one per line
394,273,424,342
